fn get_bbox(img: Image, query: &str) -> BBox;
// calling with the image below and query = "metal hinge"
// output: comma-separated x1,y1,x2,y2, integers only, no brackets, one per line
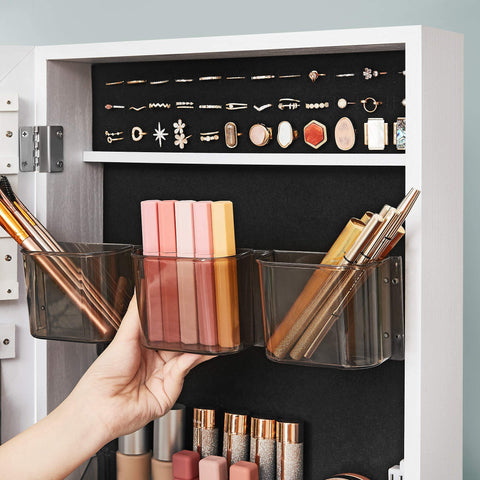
19,126,64,173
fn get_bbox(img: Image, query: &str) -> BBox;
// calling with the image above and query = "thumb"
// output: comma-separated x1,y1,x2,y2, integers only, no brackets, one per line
111,293,141,343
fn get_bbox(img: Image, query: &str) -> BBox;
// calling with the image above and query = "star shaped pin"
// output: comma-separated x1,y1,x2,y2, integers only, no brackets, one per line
153,122,169,147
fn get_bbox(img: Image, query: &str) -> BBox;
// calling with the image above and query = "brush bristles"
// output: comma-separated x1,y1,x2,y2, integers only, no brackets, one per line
0,176,16,203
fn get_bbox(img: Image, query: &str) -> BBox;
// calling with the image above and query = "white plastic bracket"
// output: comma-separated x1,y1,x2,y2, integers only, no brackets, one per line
388,459,405,480
0,323,15,359
0,92,19,300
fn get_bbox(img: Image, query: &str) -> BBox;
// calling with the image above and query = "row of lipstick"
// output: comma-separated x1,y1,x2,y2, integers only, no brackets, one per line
116,405,303,480
140,199,240,349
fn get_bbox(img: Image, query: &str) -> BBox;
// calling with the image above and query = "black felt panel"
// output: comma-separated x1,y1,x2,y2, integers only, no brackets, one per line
93,50,405,154
103,163,405,480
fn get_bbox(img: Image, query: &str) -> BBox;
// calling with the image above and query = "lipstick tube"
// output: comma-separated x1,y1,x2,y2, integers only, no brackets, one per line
173,450,200,480
250,418,276,480
223,413,249,467
116,427,152,480
193,408,219,458
199,456,228,480
276,422,303,480
152,404,186,480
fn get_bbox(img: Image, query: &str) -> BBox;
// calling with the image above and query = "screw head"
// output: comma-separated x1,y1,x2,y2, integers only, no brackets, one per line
6,163,11,168
6,289,11,294
21,130,28,137
56,130,63,138
56,161,64,169
6,131,13,138
3,338,10,346
6,100,11,105
4,255,12,262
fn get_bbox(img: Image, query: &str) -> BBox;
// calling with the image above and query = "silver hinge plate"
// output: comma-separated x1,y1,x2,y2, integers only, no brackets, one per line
19,126,64,173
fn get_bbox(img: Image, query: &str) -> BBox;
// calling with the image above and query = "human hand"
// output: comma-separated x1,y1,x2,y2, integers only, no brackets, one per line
70,294,213,444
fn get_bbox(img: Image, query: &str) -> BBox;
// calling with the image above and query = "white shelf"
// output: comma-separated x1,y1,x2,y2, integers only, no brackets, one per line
83,150,407,167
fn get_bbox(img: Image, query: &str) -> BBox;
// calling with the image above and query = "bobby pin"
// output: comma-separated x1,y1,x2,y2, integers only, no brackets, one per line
175,78,194,83
106,136,124,143
105,81,124,86
279,98,300,103
225,103,248,110
199,104,222,109
336,73,355,77
104,131,123,136
129,106,147,111
199,76,222,81
278,74,301,78
105,104,125,110
226,76,246,80
200,131,220,142
127,80,147,84
149,103,171,109
150,80,170,85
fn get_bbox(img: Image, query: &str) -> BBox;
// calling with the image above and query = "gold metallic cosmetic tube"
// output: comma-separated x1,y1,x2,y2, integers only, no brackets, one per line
223,413,249,467
267,218,365,359
193,408,219,458
250,418,276,480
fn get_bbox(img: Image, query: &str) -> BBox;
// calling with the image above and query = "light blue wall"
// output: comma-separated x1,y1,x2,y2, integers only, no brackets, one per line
0,0,476,477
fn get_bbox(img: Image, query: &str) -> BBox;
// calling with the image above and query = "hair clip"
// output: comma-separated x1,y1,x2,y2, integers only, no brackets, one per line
225,103,248,110
200,131,220,142
105,81,124,86
153,122,169,148
305,102,329,109
364,118,388,150
226,76,246,80
129,106,147,111
104,131,123,137
150,80,169,85
127,80,147,84
360,97,382,113
199,76,222,81
175,78,194,83
308,70,326,82
173,119,191,149
149,103,171,109
251,74,275,80
336,73,355,77
277,121,298,149
199,104,222,109
337,98,356,109
335,117,355,151
253,104,272,112
278,74,301,79
105,104,125,110
131,126,148,142
393,117,406,151
363,67,387,80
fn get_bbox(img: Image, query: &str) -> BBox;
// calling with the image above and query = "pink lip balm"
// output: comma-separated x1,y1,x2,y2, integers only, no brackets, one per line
199,456,228,480
173,450,200,480
230,461,259,480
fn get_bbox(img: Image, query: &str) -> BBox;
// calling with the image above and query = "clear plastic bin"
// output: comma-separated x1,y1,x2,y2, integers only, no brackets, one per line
132,248,255,354
257,251,404,369
22,242,134,343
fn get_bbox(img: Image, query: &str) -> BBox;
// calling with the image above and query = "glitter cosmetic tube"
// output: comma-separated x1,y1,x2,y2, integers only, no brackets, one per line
222,413,249,467
116,426,152,480
193,408,219,458
276,421,303,480
250,418,276,480
152,404,186,480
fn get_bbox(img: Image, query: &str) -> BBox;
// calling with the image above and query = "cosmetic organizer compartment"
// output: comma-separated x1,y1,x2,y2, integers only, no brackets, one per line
132,248,255,354
22,242,134,343
257,250,404,369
